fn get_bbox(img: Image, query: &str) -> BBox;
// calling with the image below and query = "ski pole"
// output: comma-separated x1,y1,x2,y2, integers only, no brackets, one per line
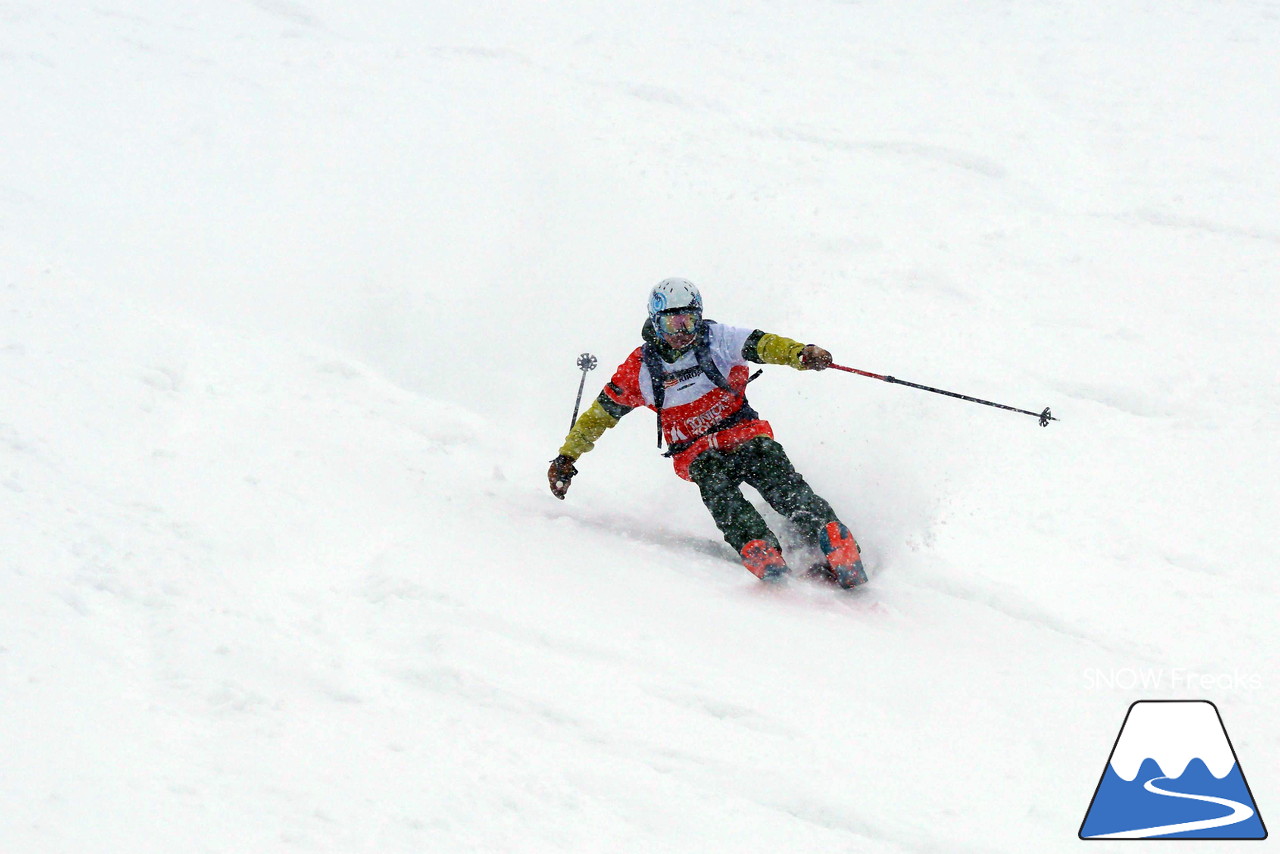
569,353,598,430
829,363,1059,427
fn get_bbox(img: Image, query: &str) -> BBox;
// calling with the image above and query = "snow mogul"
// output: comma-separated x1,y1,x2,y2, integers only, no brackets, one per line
548,278,867,588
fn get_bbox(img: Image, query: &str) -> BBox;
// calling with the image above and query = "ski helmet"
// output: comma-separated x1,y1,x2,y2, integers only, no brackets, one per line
647,277,702,319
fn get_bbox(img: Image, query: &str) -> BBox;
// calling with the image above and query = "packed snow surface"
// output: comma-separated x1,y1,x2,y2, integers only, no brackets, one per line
2,2,1277,852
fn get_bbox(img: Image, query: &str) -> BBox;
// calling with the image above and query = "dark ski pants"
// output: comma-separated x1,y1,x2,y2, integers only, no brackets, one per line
688,436,839,557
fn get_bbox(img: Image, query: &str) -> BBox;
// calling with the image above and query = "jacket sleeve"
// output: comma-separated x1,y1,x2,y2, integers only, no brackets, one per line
558,399,622,460
557,349,645,461
743,330,809,369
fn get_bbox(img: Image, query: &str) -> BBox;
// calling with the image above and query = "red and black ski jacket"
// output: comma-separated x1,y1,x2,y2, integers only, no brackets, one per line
559,320,812,480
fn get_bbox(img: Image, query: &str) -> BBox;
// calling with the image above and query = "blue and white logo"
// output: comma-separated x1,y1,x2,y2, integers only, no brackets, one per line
1080,700,1267,840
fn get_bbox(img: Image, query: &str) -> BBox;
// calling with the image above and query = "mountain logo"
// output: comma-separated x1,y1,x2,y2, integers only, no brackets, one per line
1080,700,1267,840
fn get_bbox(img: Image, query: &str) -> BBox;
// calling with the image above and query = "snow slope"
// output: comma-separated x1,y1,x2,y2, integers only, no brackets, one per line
2,2,1277,851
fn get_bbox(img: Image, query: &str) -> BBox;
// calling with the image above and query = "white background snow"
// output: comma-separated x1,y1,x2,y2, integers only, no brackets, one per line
2,1,1277,851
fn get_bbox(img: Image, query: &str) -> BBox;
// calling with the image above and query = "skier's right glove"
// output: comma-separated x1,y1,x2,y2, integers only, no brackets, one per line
799,344,833,371
548,454,578,500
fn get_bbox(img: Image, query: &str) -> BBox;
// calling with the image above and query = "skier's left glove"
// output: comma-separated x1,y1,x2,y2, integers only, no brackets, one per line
548,454,578,500
799,344,833,371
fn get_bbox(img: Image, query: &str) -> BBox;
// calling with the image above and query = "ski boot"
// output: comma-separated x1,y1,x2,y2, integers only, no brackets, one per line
740,539,789,583
819,521,868,589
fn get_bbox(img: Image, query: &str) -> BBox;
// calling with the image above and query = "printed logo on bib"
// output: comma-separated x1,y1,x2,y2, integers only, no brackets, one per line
680,397,736,438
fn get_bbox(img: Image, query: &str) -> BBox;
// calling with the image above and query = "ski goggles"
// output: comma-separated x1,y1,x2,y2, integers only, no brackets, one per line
655,310,700,337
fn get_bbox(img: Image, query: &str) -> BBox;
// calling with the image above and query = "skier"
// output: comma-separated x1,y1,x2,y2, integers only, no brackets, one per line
548,278,867,587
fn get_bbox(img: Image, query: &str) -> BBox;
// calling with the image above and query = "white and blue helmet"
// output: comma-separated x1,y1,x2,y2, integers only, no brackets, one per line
648,277,702,319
